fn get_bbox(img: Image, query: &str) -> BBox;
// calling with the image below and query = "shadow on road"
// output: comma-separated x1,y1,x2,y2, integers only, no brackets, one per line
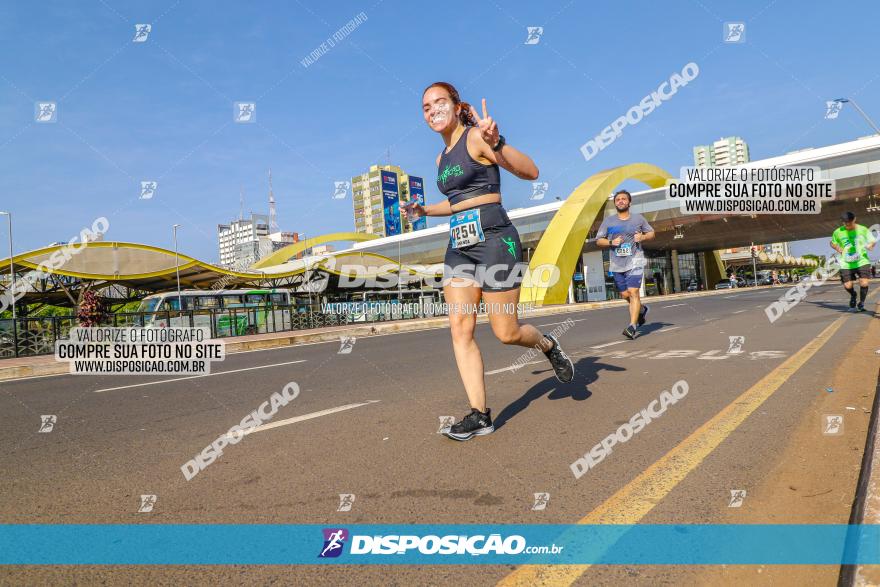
638,320,674,335
493,356,624,430
806,300,875,315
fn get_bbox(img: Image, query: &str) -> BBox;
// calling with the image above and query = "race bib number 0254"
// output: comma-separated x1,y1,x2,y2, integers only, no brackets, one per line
450,209,486,249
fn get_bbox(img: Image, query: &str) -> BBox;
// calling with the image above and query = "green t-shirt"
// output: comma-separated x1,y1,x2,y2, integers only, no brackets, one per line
831,224,876,269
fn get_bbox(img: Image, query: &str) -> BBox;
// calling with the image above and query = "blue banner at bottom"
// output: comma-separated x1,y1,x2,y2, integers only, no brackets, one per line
0,524,878,565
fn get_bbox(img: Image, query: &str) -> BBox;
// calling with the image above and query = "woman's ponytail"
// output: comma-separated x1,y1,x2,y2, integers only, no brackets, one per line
457,100,477,126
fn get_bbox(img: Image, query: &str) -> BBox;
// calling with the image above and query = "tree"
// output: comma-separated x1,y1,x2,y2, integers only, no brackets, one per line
77,290,106,326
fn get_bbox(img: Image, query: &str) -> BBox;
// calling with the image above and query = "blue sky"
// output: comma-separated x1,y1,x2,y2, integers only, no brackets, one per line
1,0,877,262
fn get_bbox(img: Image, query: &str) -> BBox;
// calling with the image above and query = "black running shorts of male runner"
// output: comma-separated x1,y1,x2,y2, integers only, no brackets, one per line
443,203,527,292
840,266,871,282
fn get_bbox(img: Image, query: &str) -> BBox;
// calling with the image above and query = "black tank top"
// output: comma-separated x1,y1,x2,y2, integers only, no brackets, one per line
436,127,501,206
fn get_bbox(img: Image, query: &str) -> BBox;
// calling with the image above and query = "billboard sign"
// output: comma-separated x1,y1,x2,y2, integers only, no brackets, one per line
381,170,401,236
408,175,427,231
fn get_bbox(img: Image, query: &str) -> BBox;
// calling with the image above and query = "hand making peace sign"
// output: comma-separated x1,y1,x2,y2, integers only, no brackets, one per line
469,98,500,149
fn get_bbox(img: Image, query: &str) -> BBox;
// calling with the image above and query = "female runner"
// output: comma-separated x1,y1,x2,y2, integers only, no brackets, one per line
406,82,574,441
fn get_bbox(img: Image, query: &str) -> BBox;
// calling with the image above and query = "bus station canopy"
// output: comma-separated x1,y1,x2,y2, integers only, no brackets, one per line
0,241,442,307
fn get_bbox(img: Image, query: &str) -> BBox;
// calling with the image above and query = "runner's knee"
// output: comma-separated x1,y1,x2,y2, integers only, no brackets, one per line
492,326,521,345
449,315,476,343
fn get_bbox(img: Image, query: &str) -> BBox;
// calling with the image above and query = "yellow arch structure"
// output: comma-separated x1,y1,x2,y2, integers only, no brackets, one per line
520,163,673,306
0,241,269,282
250,231,378,270
0,240,442,302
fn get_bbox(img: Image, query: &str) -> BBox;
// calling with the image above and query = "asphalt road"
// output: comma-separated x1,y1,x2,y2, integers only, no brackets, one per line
1,283,878,586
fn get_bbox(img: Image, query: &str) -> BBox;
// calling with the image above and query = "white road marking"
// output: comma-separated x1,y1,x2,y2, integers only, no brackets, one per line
92,360,308,393
535,318,590,328
485,360,545,375
592,340,626,349
225,400,380,438
662,303,686,308
590,325,682,349
655,326,682,333
733,309,748,314
724,295,741,299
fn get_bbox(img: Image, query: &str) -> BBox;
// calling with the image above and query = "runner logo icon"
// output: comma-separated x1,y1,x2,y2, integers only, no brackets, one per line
728,489,746,508
501,237,517,259
319,528,349,558
337,493,355,512
38,415,57,433
727,336,745,354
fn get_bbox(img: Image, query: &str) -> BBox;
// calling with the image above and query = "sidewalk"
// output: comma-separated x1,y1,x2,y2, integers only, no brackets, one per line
0,286,763,382
847,369,880,586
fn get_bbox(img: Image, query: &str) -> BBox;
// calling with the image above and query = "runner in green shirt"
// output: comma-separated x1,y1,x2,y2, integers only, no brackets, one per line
830,211,876,311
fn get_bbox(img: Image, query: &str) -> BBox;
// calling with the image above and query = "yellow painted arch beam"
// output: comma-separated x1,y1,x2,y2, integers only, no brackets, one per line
0,240,439,284
250,231,378,269
520,163,673,306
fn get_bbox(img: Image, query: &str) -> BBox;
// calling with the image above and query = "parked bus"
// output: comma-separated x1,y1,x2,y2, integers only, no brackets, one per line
137,289,294,335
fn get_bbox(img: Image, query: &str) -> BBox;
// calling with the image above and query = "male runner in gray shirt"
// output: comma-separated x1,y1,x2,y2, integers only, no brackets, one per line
596,190,655,339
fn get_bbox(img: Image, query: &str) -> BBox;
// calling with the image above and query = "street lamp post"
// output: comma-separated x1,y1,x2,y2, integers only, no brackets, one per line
172,224,182,313
833,98,880,135
0,212,13,322
397,235,402,315
0,212,17,357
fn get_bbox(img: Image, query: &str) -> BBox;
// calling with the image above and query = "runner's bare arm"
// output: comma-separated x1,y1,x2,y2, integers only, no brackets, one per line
468,99,539,181
635,230,656,243
422,199,452,217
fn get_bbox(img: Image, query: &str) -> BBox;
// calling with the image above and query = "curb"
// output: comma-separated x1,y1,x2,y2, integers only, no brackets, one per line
0,285,776,382
839,368,880,586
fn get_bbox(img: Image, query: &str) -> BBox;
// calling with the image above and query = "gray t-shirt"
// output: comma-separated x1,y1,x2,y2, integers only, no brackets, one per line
596,213,653,273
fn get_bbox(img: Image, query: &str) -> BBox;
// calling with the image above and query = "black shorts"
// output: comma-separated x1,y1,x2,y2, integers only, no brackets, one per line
443,203,527,292
840,265,871,282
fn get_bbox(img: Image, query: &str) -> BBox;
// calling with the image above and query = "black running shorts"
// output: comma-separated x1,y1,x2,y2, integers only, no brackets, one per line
443,203,527,292
840,265,871,282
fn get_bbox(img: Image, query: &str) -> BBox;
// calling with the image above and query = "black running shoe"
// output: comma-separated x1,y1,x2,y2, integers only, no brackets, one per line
444,409,494,441
858,302,866,312
850,297,857,309
638,304,649,327
542,333,574,383
623,324,638,340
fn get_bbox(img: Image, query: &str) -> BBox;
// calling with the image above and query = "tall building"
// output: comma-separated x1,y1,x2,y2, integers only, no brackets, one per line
217,213,270,268
351,164,427,236
693,136,750,167
218,170,302,268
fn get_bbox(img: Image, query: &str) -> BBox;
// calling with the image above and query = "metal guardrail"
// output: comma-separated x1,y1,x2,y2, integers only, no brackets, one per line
0,303,442,359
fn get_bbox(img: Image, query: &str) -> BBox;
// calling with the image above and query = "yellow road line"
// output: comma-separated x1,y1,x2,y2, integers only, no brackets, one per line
499,315,847,587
